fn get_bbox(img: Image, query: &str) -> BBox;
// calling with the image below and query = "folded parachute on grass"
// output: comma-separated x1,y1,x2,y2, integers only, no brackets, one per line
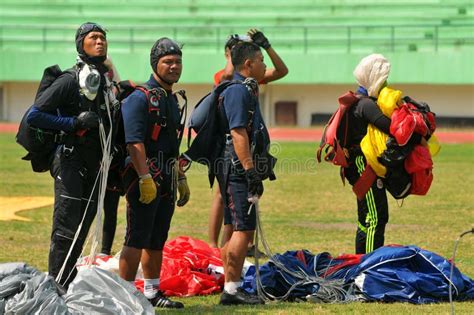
155,236,224,297
345,245,474,304
2,237,474,312
0,237,223,314
243,245,474,304
77,236,224,297
0,262,154,314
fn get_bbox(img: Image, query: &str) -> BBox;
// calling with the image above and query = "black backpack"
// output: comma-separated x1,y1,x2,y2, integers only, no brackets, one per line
181,80,235,189
183,79,276,186
183,80,237,164
16,65,75,172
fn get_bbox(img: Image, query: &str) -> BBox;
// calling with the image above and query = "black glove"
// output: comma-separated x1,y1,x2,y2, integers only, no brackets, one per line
245,167,264,197
248,28,271,50
74,111,100,130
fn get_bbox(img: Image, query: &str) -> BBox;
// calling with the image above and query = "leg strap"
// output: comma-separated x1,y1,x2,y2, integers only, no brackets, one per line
353,164,377,200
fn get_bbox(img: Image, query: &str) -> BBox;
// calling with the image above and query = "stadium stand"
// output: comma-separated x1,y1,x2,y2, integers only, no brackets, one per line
0,0,472,125
0,0,472,54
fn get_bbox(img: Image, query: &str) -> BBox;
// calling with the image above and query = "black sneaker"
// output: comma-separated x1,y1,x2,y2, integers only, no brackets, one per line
246,245,267,258
219,287,264,306
148,291,184,309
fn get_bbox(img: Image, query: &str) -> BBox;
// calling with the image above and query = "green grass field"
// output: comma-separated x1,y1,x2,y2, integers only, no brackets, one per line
1,132,473,314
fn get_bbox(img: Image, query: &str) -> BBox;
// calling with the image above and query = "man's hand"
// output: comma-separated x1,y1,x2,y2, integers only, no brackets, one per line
248,28,271,50
245,168,264,197
74,111,99,130
139,174,157,204
177,176,190,207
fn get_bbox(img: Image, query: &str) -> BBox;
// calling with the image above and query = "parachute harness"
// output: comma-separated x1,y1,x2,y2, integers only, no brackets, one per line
56,76,115,286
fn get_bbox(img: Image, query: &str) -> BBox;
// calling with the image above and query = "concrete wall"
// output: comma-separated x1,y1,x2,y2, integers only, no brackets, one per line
2,81,473,127
265,83,474,126
0,81,215,122
1,82,37,121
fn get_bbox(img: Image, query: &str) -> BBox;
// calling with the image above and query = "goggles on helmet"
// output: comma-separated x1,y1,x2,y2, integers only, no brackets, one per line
77,22,107,38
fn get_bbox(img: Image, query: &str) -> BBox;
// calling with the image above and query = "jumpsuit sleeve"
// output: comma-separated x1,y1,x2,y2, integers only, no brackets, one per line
358,98,391,134
222,84,251,130
27,106,76,131
28,73,78,131
121,91,149,144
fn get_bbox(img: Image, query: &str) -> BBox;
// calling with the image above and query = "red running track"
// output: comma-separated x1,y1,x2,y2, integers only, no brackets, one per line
1,123,472,144
268,127,474,144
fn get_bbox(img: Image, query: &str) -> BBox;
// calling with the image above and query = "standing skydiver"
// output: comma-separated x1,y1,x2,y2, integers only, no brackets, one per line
27,22,117,288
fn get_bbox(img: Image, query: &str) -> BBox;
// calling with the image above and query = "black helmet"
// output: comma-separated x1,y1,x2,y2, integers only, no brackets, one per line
150,37,182,73
75,22,107,64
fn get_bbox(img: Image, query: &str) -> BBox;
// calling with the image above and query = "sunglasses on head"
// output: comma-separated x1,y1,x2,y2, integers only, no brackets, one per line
229,34,250,41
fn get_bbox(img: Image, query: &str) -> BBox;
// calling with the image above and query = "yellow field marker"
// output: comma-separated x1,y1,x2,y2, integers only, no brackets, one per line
0,196,54,221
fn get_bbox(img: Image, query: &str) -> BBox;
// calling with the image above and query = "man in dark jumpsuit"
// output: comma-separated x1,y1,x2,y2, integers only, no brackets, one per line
27,22,116,287
119,37,190,309
209,29,288,254
344,54,392,254
217,41,270,306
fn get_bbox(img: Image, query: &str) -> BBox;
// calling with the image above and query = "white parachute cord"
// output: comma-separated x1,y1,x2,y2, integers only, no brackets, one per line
87,78,115,266
172,159,178,203
253,199,276,303
55,151,103,285
312,253,358,303
60,125,113,285
254,200,309,302
252,198,351,303
449,228,473,315
55,79,115,285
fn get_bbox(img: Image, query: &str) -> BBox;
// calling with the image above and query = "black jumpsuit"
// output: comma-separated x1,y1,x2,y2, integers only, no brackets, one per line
32,69,111,287
344,96,391,254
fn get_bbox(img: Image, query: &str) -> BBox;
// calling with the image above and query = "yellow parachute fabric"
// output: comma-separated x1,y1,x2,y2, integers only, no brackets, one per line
360,86,440,177
428,133,441,157
378,87,402,117
360,126,388,176
360,87,402,177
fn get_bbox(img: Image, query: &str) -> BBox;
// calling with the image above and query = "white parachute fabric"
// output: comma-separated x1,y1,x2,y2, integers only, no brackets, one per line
0,263,153,314
0,263,69,315
353,54,391,98
65,267,153,315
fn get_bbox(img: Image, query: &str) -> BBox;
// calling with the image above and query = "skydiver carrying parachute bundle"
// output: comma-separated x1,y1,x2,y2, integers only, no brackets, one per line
317,54,439,255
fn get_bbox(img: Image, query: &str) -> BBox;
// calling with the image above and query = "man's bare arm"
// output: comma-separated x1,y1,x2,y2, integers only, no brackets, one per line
230,128,253,170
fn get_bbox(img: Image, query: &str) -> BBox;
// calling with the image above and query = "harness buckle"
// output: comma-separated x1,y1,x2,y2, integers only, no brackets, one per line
225,134,233,145
54,132,67,144
160,117,167,127
62,145,74,157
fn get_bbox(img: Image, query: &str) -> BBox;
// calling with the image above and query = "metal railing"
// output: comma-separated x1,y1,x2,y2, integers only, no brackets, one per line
0,24,473,53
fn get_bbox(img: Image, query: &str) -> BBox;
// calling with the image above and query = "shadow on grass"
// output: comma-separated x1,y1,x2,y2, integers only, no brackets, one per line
159,300,322,314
